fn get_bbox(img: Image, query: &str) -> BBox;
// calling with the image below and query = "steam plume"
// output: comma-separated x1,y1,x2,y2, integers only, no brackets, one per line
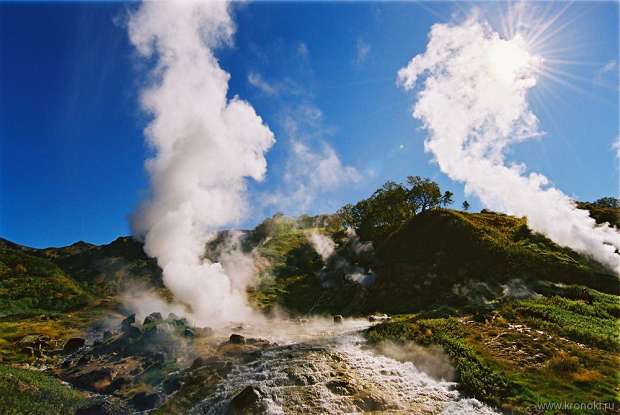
129,1,275,326
398,16,620,273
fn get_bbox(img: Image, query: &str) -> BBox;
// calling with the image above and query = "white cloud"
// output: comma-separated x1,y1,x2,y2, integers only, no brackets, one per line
247,72,277,95
129,1,275,326
355,38,371,65
398,15,620,273
613,135,620,160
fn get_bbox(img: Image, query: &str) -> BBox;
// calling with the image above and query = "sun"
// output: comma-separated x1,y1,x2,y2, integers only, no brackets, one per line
488,34,543,84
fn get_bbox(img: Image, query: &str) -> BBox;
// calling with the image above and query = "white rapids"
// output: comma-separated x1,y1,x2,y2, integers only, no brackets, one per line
192,320,498,414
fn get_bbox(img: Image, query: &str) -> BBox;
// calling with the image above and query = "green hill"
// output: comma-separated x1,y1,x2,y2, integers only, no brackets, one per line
0,247,91,318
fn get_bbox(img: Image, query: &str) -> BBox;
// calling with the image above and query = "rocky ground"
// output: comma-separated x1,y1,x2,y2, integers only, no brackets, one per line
17,312,495,414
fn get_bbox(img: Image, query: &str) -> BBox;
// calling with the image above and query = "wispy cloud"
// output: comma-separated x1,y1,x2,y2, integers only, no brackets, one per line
262,104,361,213
247,72,277,95
593,60,618,88
247,71,303,97
355,38,371,65
297,42,309,62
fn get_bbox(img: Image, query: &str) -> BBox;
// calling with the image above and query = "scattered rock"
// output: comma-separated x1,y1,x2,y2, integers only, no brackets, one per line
227,385,268,414
333,315,343,324
229,334,246,345
63,338,86,354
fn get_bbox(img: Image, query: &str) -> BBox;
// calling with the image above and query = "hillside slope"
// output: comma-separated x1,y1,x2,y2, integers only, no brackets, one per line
366,210,618,313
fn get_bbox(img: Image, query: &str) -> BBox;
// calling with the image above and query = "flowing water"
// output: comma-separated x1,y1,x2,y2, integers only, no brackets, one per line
192,320,498,414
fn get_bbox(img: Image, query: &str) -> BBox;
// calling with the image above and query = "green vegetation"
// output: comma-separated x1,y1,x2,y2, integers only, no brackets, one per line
577,197,619,228
0,364,87,415
0,179,617,414
338,176,454,243
364,286,620,413
0,248,91,318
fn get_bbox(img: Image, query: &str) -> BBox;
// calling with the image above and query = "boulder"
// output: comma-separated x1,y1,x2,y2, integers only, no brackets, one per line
62,337,86,354
227,385,268,415
104,376,130,393
143,312,163,325
162,375,182,394
333,315,343,324
121,314,136,333
129,391,161,411
229,334,246,344
191,357,206,369
76,402,110,415
73,368,113,391
126,326,142,339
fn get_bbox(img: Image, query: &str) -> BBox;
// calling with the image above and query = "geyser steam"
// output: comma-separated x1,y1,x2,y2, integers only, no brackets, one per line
129,1,275,326
398,16,620,273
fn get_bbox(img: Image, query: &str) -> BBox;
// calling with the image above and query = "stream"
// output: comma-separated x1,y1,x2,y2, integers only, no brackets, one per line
192,320,499,414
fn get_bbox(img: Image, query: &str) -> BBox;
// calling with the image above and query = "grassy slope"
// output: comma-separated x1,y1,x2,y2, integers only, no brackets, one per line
0,248,92,319
367,210,617,313
0,364,87,415
0,365,86,415
0,242,114,413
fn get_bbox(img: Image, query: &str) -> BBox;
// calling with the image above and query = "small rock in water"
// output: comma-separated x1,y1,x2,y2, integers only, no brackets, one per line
229,334,246,344
368,314,389,322
333,315,343,324
62,337,85,354
227,385,268,414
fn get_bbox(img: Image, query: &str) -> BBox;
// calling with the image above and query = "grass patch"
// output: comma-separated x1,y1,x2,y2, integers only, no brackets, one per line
0,364,87,415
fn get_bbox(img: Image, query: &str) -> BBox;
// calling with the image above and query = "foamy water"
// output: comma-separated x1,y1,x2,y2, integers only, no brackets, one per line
193,321,498,414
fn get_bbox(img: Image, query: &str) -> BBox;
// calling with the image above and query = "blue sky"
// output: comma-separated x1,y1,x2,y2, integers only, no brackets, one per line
1,1,618,248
